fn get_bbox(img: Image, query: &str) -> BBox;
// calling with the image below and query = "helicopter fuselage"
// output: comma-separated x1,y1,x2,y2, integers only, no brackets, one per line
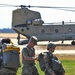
12,8,75,45
13,23,75,42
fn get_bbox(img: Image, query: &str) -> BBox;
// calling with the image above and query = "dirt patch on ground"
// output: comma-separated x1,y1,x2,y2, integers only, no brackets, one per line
55,54,75,60
56,45,75,50
35,45,75,50
0,33,25,39
20,52,75,60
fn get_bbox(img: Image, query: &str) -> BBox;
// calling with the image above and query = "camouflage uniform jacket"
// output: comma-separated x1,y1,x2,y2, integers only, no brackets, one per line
22,46,39,75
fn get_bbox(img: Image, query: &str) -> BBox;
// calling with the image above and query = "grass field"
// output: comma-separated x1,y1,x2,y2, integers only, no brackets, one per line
17,54,75,75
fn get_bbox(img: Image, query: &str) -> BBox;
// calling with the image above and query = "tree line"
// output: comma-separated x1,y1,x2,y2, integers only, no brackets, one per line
0,28,15,33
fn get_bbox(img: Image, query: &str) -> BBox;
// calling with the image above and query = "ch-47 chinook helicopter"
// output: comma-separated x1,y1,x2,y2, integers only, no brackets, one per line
11,5,75,45
1,4,75,45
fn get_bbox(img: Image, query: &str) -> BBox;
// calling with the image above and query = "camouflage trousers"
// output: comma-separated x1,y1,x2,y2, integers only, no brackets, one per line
22,65,39,75
45,69,65,75
0,68,16,75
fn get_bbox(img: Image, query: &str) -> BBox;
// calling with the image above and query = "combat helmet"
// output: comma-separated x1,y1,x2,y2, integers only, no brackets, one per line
29,36,38,45
47,43,56,50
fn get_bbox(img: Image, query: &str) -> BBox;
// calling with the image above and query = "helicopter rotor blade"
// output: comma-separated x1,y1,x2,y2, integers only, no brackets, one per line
54,8,75,12
0,4,75,12
29,5,75,9
0,4,19,7
29,5,75,12
1,4,75,8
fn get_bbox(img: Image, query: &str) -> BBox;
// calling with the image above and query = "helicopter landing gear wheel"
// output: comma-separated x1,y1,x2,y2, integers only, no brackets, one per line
71,41,75,45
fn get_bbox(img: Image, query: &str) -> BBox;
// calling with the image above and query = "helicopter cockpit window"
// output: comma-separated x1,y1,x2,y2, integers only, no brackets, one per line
32,19,44,26
26,20,32,25
55,29,59,33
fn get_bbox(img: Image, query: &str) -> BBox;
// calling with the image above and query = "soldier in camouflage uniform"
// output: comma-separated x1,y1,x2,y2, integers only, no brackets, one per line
39,43,65,75
22,36,39,75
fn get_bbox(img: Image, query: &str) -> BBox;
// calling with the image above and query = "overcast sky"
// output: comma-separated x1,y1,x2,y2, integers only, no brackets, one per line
0,0,75,28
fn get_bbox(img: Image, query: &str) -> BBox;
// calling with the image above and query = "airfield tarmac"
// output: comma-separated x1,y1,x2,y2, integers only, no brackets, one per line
0,33,75,55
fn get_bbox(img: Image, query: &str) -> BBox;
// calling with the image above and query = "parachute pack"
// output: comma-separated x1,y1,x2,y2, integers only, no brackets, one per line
2,43,20,70
38,52,64,73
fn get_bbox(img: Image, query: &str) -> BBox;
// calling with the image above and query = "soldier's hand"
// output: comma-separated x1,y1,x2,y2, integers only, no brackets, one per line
52,71,56,75
35,56,39,61
36,56,39,61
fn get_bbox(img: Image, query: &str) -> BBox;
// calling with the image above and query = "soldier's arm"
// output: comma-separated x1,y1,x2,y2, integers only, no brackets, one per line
24,55,38,60
22,48,38,60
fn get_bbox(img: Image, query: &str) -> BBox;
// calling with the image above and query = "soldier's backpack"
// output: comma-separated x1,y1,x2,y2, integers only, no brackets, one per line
38,52,64,73
2,43,20,70
38,52,46,71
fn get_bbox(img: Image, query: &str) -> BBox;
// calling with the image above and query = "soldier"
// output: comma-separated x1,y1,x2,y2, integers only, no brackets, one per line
22,36,39,75
38,43,65,75
0,38,17,75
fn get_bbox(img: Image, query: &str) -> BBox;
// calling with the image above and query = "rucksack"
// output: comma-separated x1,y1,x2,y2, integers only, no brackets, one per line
38,52,46,71
38,52,64,73
51,58,64,72
2,43,20,70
